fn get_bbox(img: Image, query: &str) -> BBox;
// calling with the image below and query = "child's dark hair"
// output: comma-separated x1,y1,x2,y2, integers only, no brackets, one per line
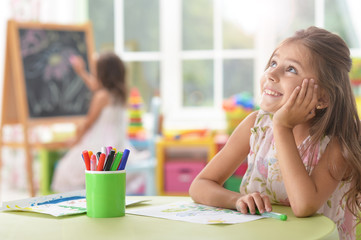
96,52,128,105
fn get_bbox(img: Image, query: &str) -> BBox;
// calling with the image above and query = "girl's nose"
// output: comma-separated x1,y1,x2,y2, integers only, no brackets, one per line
266,69,279,82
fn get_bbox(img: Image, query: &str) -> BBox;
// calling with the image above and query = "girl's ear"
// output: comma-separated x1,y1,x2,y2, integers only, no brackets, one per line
316,89,329,109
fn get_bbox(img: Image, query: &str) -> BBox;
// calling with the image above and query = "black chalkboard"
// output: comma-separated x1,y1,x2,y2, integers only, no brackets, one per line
18,28,92,118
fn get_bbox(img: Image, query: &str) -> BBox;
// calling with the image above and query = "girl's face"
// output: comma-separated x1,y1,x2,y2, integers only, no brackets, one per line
259,41,318,113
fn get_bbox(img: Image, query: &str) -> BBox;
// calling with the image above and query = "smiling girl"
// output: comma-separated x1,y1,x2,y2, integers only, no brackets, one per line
189,27,361,239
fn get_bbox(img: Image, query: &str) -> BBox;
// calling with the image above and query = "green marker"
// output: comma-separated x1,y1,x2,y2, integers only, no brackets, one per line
255,209,287,221
110,152,123,171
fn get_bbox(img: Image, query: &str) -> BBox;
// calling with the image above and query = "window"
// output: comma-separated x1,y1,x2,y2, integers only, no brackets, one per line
106,0,361,128
88,0,115,52
324,0,361,50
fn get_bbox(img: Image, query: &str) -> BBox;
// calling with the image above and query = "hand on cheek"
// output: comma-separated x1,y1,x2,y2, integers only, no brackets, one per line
273,78,318,129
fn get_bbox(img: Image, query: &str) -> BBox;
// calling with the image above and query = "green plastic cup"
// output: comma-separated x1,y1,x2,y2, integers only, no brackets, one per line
85,170,126,218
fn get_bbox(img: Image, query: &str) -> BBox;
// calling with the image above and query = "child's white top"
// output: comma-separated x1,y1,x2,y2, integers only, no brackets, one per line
240,110,354,240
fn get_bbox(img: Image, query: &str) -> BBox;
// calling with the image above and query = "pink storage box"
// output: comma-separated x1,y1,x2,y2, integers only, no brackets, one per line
165,161,206,193
234,162,248,176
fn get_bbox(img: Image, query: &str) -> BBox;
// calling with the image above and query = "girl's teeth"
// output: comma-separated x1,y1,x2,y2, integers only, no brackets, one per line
264,89,281,96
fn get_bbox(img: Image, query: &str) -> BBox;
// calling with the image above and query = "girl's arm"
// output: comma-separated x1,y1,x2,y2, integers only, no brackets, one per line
189,111,271,213
71,89,110,146
273,79,347,217
70,56,99,92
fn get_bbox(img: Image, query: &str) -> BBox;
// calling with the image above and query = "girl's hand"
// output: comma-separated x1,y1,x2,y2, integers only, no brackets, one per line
236,192,272,214
273,79,318,129
69,55,86,75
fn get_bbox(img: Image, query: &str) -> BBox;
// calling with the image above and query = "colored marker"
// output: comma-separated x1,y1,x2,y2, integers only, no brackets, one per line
96,153,106,171
101,146,107,157
90,154,97,171
110,152,123,171
253,209,287,221
118,149,130,170
88,151,93,158
106,146,113,155
103,150,115,171
96,151,101,162
82,150,90,170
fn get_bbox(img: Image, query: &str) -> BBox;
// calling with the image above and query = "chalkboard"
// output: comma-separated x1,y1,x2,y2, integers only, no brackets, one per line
17,27,92,118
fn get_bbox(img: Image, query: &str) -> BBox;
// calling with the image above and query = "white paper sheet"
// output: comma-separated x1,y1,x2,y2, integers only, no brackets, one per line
126,201,264,224
1,190,146,217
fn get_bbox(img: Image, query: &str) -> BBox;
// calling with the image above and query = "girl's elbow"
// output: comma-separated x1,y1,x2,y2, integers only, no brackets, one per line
291,203,318,217
188,179,198,200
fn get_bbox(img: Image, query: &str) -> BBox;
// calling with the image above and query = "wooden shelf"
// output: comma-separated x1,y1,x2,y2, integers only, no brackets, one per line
156,137,216,196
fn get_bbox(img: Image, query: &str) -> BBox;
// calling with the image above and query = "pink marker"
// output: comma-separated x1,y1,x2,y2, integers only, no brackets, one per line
106,146,113,156
90,154,97,171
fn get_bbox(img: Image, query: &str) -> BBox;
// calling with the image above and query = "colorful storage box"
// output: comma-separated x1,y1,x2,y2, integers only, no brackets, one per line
234,162,248,176
165,161,206,193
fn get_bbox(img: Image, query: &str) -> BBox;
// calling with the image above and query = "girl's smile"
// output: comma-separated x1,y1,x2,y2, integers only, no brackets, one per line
259,41,317,113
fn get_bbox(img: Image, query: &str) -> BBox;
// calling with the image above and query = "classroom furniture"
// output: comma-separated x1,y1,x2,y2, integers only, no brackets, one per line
0,20,94,197
126,96,161,196
38,145,67,195
156,135,216,195
0,196,339,240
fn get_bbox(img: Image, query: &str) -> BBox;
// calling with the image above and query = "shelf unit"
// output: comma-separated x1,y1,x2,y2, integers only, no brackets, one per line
156,137,216,196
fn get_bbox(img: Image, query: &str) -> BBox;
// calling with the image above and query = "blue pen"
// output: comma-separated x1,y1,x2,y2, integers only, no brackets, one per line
118,149,130,170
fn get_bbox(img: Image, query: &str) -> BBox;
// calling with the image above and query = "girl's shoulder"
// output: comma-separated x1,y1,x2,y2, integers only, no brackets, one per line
92,89,111,106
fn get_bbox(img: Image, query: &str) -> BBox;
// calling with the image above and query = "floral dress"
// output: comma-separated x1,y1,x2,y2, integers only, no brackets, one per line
239,110,354,240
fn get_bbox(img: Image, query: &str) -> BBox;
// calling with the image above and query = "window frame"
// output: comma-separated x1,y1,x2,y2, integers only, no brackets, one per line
114,0,361,129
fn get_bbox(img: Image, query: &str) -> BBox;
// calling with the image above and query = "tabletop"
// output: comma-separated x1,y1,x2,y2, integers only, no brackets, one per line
0,196,339,240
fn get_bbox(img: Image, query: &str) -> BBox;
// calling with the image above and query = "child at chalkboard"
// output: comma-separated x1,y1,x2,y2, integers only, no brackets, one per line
52,52,149,193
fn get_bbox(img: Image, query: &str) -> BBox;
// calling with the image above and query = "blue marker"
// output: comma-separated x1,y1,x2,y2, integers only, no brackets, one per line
118,149,130,170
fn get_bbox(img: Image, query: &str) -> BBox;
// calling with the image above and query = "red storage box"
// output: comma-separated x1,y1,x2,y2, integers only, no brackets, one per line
165,161,206,193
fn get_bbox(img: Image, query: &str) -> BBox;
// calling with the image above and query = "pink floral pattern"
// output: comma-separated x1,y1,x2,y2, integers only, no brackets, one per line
240,110,354,240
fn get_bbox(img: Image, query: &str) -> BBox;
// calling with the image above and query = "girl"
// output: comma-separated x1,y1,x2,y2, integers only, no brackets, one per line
189,27,361,240
52,52,147,193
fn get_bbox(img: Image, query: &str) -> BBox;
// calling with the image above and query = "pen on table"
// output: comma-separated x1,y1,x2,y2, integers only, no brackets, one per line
118,149,130,170
254,209,287,221
82,150,91,170
103,149,115,171
110,152,123,171
96,153,106,171
90,154,97,171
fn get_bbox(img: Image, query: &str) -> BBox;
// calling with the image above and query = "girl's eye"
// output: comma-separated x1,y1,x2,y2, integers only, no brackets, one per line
287,66,297,74
270,61,277,68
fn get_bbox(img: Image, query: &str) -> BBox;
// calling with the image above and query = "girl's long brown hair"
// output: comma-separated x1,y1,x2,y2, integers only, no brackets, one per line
283,27,361,224
96,52,128,105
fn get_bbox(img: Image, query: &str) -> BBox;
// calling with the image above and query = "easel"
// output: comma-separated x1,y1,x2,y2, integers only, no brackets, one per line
0,20,94,197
